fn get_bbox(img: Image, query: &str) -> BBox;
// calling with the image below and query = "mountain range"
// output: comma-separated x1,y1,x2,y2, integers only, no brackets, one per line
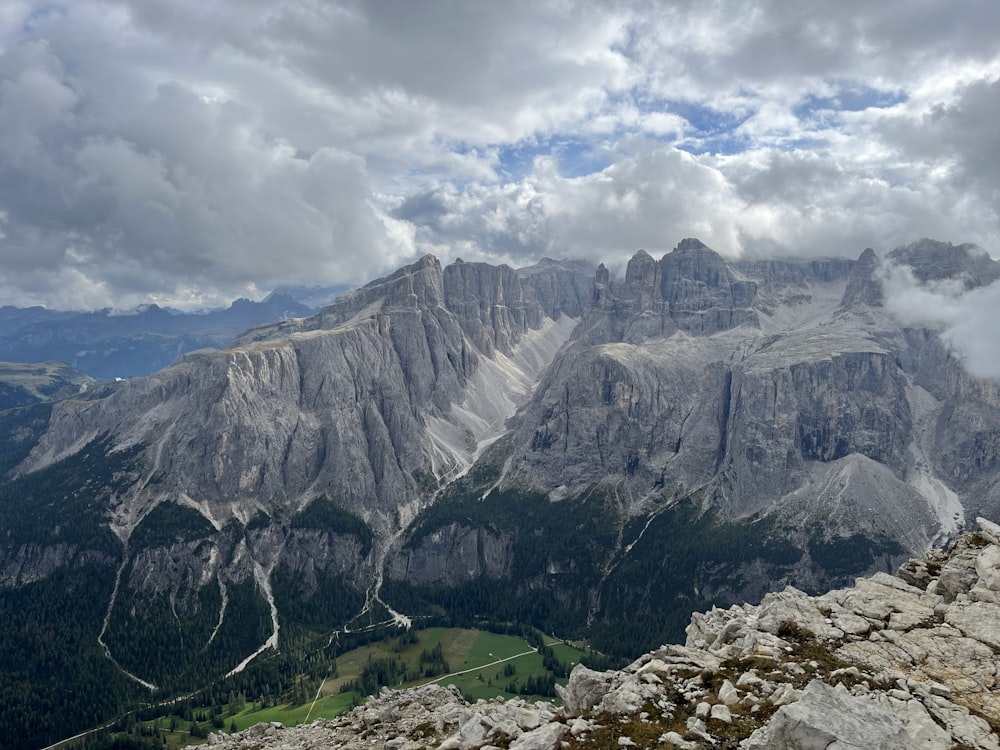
0,283,349,380
1,238,998,747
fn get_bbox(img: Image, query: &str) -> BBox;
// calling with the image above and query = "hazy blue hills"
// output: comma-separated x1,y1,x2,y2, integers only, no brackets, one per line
0,284,349,379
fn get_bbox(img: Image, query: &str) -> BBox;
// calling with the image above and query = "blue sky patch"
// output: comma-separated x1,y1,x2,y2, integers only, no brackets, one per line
645,99,754,155
497,137,614,181
662,100,750,135
794,86,907,120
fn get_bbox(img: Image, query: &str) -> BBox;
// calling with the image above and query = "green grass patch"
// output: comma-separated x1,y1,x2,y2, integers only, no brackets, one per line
230,691,359,729
437,648,547,701
458,630,535,670
324,626,585,704
548,642,586,668
323,626,454,694
427,629,586,703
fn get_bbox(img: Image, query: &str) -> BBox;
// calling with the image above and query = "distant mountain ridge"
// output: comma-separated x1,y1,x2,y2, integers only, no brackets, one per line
0,285,348,380
0,361,94,410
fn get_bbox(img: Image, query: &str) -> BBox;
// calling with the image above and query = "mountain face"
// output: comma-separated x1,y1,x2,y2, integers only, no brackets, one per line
385,239,1000,650
16,256,589,532
498,239,985,534
1,239,999,745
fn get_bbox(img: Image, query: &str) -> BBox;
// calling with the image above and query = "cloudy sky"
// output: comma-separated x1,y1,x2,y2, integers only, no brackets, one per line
1,0,1000,311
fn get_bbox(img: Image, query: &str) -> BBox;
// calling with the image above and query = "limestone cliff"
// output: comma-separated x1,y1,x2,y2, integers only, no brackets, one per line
15,255,589,535
500,239,1000,556
0,255,589,690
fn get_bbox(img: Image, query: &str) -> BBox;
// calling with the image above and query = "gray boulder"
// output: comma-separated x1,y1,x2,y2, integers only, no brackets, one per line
743,680,951,750
554,665,614,717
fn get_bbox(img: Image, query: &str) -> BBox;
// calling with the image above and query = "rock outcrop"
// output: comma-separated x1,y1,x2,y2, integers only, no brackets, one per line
839,246,883,308
888,238,1000,289
582,239,759,344
194,518,1000,750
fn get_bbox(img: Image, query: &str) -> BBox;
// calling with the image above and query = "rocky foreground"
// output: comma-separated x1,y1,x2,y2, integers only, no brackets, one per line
200,517,1000,750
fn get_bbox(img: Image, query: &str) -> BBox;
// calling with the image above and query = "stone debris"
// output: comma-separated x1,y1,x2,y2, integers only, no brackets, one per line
195,519,1000,750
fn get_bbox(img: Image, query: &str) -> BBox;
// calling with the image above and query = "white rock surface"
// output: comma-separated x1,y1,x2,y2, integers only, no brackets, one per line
743,680,952,750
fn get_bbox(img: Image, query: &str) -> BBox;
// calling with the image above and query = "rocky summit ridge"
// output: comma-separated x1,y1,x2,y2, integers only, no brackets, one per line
197,517,1000,750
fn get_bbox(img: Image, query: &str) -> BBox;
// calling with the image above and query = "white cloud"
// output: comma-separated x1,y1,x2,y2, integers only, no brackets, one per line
0,0,1000,309
881,260,1000,379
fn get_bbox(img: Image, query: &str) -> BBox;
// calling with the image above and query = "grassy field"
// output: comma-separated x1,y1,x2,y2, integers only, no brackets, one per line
255,627,585,718
548,641,587,667
228,692,358,729
135,626,587,748
418,629,586,702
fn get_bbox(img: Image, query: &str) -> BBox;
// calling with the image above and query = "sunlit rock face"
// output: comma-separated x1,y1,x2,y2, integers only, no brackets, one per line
16,255,591,533
13,239,1000,599
3,255,589,636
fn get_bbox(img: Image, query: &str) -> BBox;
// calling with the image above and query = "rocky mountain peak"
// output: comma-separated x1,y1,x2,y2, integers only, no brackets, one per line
889,238,1000,289
522,256,577,271
624,249,659,285
675,236,713,253
658,239,758,334
575,239,761,343
515,257,595,320
662,238,731,291
309,253,445,326
857,246,878,264
840,246,883,308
